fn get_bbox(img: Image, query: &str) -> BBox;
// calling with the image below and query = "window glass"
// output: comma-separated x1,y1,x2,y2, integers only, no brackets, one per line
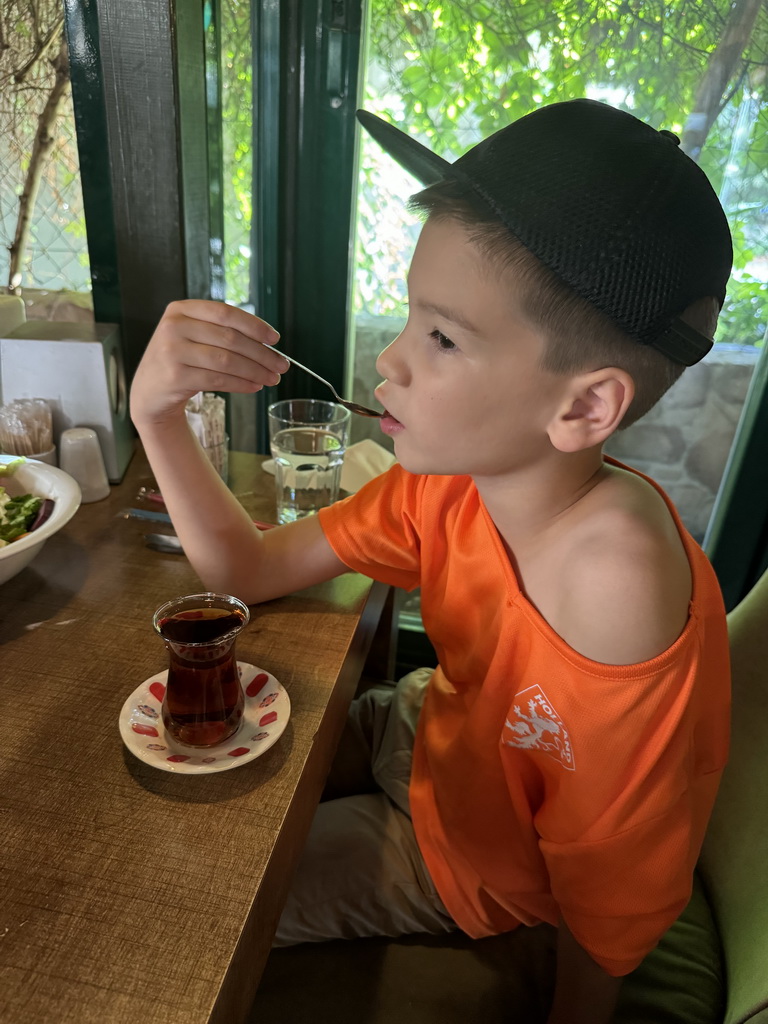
0,9,89,295
348,1,768,629
349,0,768,545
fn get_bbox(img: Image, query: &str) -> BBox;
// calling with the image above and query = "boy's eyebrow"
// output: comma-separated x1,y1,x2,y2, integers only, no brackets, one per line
414,300,481,334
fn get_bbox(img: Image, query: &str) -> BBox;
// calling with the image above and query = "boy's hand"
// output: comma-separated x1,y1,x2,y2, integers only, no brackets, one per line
130,299,290,427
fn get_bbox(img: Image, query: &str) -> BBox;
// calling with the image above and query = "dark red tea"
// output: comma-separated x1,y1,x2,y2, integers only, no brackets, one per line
158,607,246,747
159,608,245,644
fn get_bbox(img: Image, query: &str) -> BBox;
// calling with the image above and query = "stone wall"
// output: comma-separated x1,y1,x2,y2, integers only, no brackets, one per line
605,344,757,541
352,315,759,543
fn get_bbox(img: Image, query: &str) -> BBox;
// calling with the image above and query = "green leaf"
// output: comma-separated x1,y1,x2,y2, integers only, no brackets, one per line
0,492,42,542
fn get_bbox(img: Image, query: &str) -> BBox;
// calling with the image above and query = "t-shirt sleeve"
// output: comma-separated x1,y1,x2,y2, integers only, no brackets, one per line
538,771,722,975
317,464,424,591
501,619,730,976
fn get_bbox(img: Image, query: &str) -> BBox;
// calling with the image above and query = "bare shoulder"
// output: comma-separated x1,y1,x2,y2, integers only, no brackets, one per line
550,467,692,665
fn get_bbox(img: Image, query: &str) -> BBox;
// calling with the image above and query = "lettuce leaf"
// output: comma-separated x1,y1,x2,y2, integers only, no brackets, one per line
0,458,25,477
0,492,43,542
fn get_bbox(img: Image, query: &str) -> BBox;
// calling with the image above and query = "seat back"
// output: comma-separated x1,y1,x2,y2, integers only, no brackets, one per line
698,570,768,1024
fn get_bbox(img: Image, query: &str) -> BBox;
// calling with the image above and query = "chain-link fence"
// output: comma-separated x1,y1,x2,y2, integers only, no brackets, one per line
0,33,90,296
0,1,252,305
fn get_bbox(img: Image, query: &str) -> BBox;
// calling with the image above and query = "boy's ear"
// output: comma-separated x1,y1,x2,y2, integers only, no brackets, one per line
547,368,635,452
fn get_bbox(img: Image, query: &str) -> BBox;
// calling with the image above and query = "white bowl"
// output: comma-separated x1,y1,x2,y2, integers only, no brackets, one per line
0,454,82,586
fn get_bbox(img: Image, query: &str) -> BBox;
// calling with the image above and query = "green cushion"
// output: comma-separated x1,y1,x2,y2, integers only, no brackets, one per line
697,583,768,1024
253,877,724,1024
615,871,725,1024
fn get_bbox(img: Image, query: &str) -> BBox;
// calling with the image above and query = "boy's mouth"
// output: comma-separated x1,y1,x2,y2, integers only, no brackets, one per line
379,408,404,436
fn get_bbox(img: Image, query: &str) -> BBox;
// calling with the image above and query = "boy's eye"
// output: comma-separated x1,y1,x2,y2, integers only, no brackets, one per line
429,328,457,352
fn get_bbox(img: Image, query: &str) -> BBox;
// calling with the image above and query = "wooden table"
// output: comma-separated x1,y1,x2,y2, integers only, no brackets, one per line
0,446,393,1024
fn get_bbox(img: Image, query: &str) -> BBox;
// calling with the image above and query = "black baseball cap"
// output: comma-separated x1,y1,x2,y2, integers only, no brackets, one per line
357,99,733,366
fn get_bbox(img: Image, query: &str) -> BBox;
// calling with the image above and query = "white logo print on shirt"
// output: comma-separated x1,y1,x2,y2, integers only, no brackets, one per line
503,684,575,770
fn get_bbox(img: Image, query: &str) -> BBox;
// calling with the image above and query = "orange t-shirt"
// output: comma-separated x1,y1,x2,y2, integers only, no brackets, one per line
317,462,730,976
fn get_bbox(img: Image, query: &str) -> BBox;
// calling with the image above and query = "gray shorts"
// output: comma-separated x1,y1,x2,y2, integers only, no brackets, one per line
274,668,456,945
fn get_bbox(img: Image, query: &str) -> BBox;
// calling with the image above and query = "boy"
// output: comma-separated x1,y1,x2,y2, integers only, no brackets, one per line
130,99,732,1023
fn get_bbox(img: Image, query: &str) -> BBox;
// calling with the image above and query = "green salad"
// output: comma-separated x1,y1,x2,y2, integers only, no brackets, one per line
0,459,49,547
0,489,44,546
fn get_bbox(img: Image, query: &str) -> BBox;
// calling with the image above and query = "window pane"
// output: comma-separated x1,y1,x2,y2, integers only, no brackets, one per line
348,1,768,628
0,16,90,296
221,0,253,307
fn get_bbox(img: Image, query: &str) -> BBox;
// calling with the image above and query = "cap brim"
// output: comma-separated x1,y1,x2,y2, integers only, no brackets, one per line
356,110,451,186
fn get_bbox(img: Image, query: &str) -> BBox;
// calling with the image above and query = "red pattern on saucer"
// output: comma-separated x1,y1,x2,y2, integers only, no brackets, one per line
132,723,159,737
119,663,290,775
246,672,270,697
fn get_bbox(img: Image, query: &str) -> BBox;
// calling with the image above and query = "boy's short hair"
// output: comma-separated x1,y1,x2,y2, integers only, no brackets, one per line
357,98,733,395
409,177,718,426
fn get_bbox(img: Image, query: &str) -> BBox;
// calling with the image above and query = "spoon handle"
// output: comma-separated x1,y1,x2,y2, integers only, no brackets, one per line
265,344,381,417
273,348,340,400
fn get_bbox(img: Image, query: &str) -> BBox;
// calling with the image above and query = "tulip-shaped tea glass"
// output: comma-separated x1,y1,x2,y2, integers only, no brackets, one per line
152,592,250,747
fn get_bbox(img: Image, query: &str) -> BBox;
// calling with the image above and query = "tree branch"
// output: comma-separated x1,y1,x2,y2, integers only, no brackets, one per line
29,0,43,49
7,35,70,291
630,13,713,57
680,0,764,160
717,64,750,119
13,11,65,84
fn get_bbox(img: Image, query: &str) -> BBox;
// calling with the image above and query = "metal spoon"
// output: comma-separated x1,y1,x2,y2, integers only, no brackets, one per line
269,347,382,418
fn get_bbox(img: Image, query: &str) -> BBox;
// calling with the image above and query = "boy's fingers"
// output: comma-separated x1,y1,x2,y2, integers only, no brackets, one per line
163,306,290,375
175,366,268,395
185,344,283,388
161,323,284,387
166,299,281,346
159,338,277,393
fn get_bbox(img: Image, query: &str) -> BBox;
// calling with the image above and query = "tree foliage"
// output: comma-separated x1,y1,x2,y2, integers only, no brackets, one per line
221,0,252,306
369,0,767,147
217,2,767,343
358,0,768,345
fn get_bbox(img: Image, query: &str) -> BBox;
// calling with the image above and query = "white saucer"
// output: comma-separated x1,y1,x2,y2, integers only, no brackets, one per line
119,662,290,774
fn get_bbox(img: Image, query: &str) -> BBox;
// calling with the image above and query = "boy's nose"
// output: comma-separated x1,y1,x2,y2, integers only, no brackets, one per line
376,330,409,384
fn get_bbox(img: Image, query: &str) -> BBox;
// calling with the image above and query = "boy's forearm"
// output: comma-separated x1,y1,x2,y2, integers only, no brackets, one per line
546,919,622,1024
135,414,347,604
136,415,266,597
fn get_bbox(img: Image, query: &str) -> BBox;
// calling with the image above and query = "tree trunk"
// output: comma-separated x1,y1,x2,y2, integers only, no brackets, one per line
7,35,70,292
12,13,65,85
680,0,763,161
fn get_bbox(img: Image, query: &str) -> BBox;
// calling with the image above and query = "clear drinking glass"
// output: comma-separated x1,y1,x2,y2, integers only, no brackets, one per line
268,399,351,524
152,592,249,747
